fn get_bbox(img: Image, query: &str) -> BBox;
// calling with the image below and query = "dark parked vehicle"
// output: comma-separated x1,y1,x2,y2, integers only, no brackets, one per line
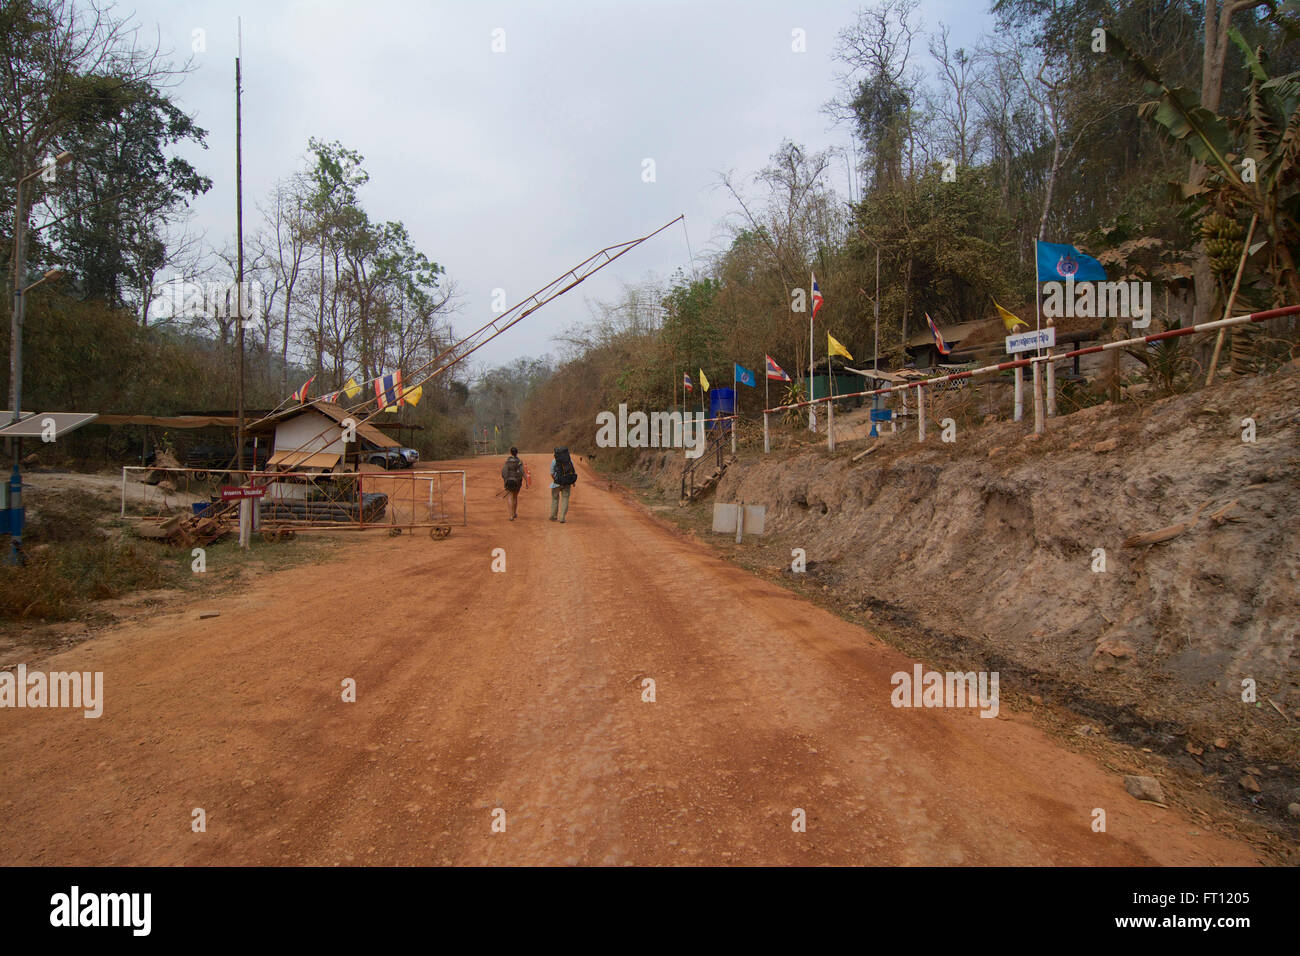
365,447,420,469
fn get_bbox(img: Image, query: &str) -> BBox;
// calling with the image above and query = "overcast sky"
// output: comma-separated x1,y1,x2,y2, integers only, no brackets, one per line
129,0,994,377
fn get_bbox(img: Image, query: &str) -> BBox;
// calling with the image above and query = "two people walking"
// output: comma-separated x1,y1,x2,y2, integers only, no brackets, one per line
500,446,578,522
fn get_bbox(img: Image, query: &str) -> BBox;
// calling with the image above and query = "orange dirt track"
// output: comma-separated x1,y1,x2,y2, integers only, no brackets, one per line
0,456,1260,865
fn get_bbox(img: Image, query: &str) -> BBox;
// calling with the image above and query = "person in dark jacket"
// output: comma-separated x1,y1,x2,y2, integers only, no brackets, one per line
549,447,577,522
501,447,524,520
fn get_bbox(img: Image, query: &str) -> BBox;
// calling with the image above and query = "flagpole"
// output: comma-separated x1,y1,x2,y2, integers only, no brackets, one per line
809,301,816,432
828,347,836,452
732,364,737,455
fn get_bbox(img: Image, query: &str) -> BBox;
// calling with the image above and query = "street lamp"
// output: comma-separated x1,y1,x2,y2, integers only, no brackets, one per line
10,151,74,425
7,153,74,565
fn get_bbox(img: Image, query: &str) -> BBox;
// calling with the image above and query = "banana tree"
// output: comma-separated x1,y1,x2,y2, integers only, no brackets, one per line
1108,28,1300,308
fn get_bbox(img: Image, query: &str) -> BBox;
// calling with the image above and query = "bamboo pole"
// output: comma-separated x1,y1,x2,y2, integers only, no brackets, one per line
1206,213,1258,386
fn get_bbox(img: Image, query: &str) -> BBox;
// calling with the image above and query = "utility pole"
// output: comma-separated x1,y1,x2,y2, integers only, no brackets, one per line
873,245,880,374
235,22,251,550
235,21,246,474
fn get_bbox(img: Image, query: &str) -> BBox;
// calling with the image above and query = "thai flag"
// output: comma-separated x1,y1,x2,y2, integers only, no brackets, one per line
811,272,823,319
683,372,693,393
926,313,952,356
765,355,791,381
375,370,403,407
292,375,315,402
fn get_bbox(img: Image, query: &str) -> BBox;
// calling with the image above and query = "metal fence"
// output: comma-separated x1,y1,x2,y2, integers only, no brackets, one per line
121,466,467,536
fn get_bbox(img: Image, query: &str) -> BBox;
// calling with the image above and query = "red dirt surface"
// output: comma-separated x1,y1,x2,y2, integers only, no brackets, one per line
0,456,1263,865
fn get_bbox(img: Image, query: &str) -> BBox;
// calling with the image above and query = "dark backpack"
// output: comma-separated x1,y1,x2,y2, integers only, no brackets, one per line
503,456,524,490
554,448,577,486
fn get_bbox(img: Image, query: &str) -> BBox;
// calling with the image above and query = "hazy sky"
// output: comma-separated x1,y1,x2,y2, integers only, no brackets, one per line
128,0,994,377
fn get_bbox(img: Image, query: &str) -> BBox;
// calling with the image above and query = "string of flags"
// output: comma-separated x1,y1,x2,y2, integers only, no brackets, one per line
288,372,422,409
679,252,1084,409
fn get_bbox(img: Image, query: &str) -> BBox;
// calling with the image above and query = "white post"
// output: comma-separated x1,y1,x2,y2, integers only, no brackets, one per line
1046,347,1057,417
735,500,744,543
120,466,127,517
763,410,770,453
827,398,835,452
238,497,252,549
1014,366,1023,422
917,386,926,442
1032,361,1044,435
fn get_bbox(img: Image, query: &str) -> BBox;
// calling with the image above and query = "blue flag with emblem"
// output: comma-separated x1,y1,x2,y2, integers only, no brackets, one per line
734,363,756,387
1036,241,1107,282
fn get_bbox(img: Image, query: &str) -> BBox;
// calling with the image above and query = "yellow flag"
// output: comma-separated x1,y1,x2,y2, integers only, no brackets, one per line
343,377,361,398
699,368,710,391
383,404,399,413
994,300,1028,332
828,333,853,360
404,383,423,406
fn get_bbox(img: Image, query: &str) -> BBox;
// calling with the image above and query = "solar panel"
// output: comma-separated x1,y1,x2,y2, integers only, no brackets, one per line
0,411,99,439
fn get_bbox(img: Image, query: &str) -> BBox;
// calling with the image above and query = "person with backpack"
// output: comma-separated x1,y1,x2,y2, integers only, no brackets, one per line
549,447,578,522
501,447,524,520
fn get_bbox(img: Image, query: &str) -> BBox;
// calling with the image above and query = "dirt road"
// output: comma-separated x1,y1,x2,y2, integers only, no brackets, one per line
0,456,1262,865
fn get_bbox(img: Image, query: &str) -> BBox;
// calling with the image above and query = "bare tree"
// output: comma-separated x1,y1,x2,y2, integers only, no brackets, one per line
261,174,311,393
928,23,982,168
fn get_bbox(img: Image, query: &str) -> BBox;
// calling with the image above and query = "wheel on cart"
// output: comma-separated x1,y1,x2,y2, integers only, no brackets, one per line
193,469,209,481
430,525,451,540
389,527,403,537
262,528,278,543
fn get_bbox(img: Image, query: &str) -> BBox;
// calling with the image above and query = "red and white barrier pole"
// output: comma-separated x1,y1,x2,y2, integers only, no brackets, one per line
762,304,1300,423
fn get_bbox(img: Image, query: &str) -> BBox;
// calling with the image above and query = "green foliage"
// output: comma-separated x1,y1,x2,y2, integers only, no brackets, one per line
1110,24,1300,304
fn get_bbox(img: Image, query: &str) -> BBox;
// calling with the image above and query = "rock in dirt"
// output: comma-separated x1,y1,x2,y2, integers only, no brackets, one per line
1124,775,1166,804
1239,775,1261,794
1287,803,1300,819
1092,638,1136,671
1213,737,1229,749
1092,438,1120,453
